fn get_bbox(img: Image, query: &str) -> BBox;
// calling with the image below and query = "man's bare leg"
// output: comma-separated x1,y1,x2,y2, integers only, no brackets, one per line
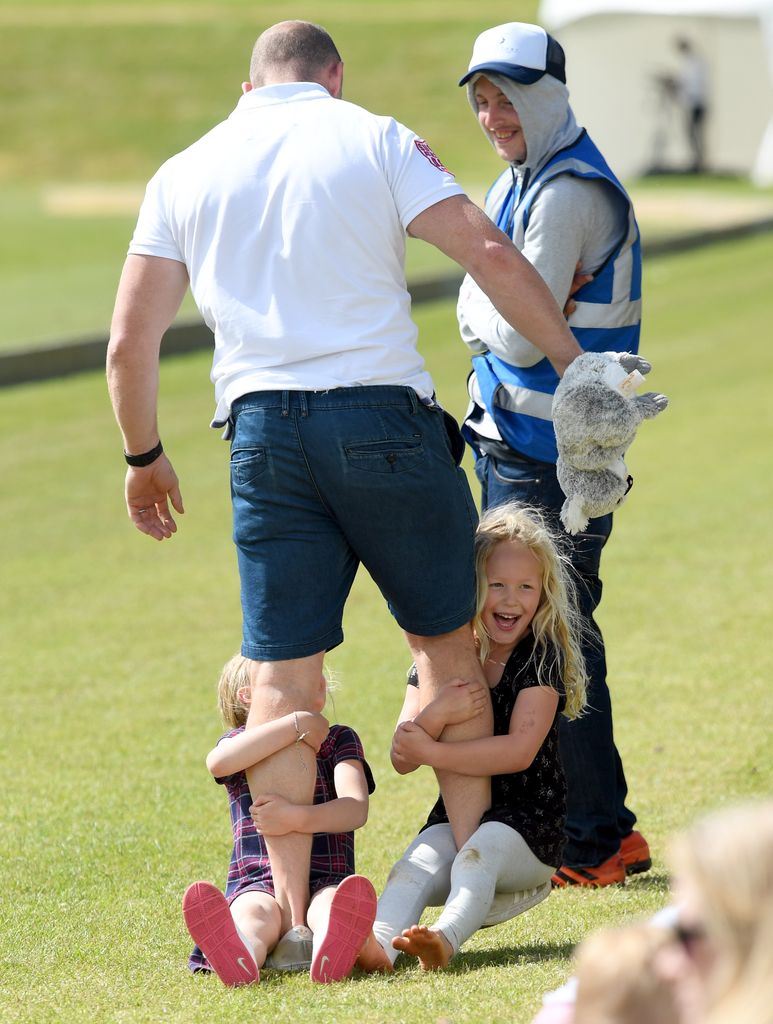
405,624,493,848
244,653,324,933
392,925,454,971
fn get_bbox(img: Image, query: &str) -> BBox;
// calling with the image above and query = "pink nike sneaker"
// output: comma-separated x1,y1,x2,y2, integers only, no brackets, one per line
310,874,377,983
182,881,259,986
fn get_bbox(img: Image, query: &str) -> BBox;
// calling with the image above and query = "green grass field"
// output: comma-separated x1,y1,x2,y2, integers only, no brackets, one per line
2,2,772,1019
2,230,772,1023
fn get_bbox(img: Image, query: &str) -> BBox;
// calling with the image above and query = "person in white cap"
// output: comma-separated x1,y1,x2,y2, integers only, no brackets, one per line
457,22,651,888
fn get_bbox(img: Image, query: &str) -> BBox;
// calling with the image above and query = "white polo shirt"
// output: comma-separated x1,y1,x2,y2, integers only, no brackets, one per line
128,83,464,423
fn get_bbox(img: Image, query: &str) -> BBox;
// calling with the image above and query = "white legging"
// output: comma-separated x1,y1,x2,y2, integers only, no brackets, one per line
374,821,554,963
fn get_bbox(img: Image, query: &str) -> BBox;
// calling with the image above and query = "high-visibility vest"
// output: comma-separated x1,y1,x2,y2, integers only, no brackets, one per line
471,129,641,464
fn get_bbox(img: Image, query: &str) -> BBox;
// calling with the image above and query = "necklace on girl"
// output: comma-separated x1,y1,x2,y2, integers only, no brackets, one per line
486,656,509,667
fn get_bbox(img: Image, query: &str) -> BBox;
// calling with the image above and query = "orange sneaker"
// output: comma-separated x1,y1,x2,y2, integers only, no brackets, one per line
551,852,626,888
620,830,652,875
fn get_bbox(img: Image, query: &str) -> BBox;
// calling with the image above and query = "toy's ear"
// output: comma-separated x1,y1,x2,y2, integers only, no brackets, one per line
616,353,652,375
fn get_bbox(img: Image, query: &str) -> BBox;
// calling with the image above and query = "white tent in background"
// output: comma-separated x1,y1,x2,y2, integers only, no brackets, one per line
538,0,773,183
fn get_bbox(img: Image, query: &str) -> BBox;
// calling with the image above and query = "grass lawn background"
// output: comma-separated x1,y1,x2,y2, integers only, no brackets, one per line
1,230,772,1022
2,2,772,1019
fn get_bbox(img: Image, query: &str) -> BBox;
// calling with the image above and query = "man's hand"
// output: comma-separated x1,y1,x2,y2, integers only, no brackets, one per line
391,720,436,770
250,794,302,836
125,454,184,540
294,711,329,753
563,262,593,319
425,678,489,728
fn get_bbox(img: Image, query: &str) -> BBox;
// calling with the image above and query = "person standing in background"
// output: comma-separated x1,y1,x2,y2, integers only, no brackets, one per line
674,37,709,174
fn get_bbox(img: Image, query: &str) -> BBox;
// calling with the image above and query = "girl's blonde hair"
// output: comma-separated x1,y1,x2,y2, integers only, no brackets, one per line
574,924,680,1024
216,654,253,729
669,800,773,1024
473,500,587,719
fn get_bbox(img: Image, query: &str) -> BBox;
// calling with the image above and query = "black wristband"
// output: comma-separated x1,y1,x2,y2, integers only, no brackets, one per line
124,439,163,467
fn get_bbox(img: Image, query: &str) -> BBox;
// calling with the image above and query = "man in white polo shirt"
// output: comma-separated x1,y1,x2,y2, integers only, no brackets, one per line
107,20,581,936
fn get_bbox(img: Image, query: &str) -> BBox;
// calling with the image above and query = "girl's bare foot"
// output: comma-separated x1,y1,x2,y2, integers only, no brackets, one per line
356,931,394,973
391,925,453,970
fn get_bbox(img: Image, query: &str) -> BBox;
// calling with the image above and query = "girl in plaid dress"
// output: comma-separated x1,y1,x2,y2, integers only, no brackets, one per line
183,656,385,984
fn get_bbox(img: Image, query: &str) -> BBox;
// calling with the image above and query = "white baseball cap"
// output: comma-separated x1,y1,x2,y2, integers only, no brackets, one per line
459,22,566,87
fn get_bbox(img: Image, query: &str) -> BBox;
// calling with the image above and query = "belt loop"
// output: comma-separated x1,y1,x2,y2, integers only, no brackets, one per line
281,391,290,417
407,387,418,414
299,391,309,418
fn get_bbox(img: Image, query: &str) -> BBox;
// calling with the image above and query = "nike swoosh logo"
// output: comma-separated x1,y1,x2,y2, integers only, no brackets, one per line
237,956,253,974
319,955,330,976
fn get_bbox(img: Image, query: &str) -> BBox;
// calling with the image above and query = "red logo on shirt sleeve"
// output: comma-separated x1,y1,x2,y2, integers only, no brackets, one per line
414,138,452,174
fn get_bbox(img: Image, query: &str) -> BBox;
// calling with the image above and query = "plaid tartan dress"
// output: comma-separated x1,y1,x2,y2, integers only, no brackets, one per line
189,723,374,973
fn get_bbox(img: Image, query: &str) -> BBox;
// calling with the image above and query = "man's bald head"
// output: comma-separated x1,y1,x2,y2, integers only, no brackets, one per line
250,21,342,89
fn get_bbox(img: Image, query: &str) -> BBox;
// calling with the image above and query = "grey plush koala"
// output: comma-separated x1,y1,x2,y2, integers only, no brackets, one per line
552,352,668,534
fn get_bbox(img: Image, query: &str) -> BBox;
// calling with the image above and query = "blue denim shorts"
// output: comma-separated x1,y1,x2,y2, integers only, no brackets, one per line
229,387,478,661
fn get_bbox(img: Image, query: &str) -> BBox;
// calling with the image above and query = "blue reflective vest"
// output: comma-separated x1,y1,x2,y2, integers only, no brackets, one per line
470,130,642,464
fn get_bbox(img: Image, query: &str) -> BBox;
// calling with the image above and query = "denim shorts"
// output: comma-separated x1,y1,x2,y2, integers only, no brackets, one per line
229,387,478,661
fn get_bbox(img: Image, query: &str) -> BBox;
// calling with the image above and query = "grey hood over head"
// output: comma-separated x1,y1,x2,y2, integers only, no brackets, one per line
466,71,582,185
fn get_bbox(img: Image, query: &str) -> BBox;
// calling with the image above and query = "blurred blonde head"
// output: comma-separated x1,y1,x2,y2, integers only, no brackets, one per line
669,799,773,1024
574,923,681,1024
473,500,587,718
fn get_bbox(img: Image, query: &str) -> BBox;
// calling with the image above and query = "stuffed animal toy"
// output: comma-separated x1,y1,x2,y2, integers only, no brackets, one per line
552,351,668,534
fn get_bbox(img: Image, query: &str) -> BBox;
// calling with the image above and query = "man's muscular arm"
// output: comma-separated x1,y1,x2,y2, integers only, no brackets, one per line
107,254,189,539
408,194,582,376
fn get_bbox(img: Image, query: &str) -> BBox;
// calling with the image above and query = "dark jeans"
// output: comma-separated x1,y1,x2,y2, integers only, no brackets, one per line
476,451,637,867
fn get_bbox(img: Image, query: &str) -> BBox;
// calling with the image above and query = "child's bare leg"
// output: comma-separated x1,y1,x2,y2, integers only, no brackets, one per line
307,884,336,929
230,890,283,969
392,925,454,971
